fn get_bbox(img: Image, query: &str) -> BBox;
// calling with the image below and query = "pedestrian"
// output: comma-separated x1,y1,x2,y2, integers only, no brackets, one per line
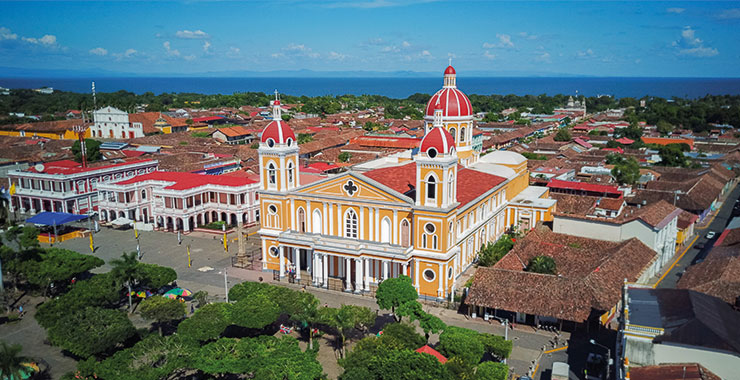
190,304,195,314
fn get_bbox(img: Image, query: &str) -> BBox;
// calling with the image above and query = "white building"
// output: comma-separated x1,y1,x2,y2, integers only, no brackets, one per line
8,159,159,215
97,171,261,231
91,106,144,139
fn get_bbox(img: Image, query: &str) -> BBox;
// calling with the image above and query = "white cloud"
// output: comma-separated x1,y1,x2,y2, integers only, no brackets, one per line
327,51,347,60
576,48,595,58
22,34,56,46
672,26,718,57
183,55,196,61
281,43,320,58
717,8,740,19
483,34,514,49
483,51,495,60
518,32,537,40
401,41,411,48
89,47,108,56
324,0,437,9
421,50,431,57
227,47,240,58
175,29,209,39
535,52,551,63
124,48,137,58
667,7,685,14
163,41,181,57
203,41,211,53
0,27,18,41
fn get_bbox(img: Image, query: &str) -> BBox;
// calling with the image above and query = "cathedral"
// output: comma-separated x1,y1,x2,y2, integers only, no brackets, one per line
257,66,556,300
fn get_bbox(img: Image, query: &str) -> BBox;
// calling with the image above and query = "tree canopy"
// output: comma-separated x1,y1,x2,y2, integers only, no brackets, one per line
47,306,136,358
71,139,102,163
553,128,572,142
526,255,557,275
375,275,418,321
478,236,515,267
139,296,186,336
611,156,641,185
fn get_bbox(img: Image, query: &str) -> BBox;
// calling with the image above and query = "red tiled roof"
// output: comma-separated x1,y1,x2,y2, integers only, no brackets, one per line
547,179,621,196
615,137,634,145
573,137,593,149
308,162,340,172
363,162,416,195
353,136,421,149
642,136,694,149
415,345,448,364
113,170,257,190
214,126,251,138
630,363,721,380
192,116,225,123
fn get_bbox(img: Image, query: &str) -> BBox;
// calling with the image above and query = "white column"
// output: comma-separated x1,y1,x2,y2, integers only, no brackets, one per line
355,258,363,292
382,260,389,280
328,203,334,236
375,208,380,241
438,263,444,298
368,208,374,242
322,254,329,288
307,200,312,233
312,251,319,285
290,199,296,230
323,202,328,235
295,248,301,280
414,260,420,290
402,262,408,277
360,206,365,240
393,210,398,244
345,257,352,291
364,258,370,291
279,246,286,278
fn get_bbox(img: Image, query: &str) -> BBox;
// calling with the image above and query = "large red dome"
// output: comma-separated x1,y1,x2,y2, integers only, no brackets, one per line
420,127,455,157
260,119,295,145
425,87,473,117
444,65,456,75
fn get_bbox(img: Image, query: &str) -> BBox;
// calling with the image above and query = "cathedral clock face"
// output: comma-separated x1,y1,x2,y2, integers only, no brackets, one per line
343,180,359,196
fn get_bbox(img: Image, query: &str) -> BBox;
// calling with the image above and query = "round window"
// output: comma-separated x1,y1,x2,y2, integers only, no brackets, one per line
269,246,279,257
427,147,438,158
423,269,436,282
425,223,436,234
268,205,278,214
286,138,293,147
267,138,275,147
448,267,453,280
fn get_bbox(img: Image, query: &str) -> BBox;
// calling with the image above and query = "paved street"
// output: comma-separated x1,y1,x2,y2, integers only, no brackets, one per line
657,183,740,289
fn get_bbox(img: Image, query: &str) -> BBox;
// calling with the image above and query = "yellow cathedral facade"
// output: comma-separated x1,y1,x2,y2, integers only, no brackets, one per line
257,66,557,300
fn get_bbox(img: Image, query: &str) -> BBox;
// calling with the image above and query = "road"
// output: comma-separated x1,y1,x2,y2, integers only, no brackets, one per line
656,183,740,289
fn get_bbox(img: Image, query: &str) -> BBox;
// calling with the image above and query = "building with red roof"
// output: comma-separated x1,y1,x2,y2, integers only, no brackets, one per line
546,178,622,198
97,170,260,230
9,159,158,215
415,345,448,363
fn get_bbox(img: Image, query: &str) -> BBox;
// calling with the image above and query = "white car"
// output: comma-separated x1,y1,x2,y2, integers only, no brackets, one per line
705,231,716,239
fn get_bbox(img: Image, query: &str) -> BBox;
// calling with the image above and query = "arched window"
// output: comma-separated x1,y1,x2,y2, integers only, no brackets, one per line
460,127,466,142
400,219,410,247
287,162,294,187
344,209,358,239
449,127,456,142
448,221,454,249
427,175,437,201
267,162,277,188
380,217,391,243
141,189,147,200
448,172,455,203
423,223,436,250
297,207,306,233
312,209,322,234
267,204,279,228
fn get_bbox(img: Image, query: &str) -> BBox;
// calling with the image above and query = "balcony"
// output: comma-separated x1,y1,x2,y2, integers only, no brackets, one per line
278,230,411,258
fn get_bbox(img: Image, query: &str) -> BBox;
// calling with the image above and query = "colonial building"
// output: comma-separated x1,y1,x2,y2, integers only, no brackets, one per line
8,159,158,215
257,67,557,300
91,106,144,139
97,171,260,230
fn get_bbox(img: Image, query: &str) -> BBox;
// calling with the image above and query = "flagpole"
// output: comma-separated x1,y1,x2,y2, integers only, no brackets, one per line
89,233,94,254
222,223,228,253
187,244,192,268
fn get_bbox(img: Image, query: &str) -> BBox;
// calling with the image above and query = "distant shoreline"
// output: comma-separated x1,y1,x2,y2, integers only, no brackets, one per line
2,76,740,99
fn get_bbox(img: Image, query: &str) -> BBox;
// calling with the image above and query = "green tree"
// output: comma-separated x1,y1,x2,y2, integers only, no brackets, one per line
177,302,231,342
474,362,509,380
415,311,446,343
478,236,514,267
553,128,572,142
437,326,485,365
526,255,557,275
611,156,641,185
229,293,280,330
23,248,104,297
110,252,140,313
0,341,29,380
379,322,425,351
375,275,418,322
341,347,452,380
47,306,136,358
35,272,120,329
297,133,314,144
338,152,352,162
320,305,376,358
71,139,102,163
478,333,513,359
657,143,689,167
656,120,673,136
136,263,176,289
139,296,186,336
445,357,474,380
287,291,321,350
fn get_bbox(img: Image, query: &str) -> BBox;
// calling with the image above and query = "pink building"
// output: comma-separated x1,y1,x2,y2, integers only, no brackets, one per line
8,159,158,215
97,171,260,232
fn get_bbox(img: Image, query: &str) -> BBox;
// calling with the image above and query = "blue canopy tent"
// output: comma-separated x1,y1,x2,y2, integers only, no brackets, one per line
26,212,89,226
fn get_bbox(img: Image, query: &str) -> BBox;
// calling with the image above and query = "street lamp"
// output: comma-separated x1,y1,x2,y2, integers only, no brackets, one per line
501,319,509,364
590,339,613,380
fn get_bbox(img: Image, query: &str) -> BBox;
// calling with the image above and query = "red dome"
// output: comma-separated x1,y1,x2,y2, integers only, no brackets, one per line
420,127,455,157
425,87,473,117
444,65,456,75
260,119,295,145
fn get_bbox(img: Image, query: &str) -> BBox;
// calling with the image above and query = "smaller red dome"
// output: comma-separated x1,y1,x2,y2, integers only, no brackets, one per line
274,100,281,105
420,127,455,157
444,65,456,75
261,119,296,146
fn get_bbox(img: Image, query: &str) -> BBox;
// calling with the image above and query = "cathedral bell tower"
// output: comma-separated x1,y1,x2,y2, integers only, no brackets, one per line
416,103,458,209
258,91,299,192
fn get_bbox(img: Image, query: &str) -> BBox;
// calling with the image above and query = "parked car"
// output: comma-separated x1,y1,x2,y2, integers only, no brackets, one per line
694,243,705,250
585,353,607,380
706,231,716,239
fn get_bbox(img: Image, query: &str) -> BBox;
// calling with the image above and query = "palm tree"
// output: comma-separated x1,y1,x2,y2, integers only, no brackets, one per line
526,255,557,275
0,341,28,380
110,252,140,313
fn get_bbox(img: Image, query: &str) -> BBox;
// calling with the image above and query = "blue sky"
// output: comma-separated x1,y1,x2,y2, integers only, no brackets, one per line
1,0,739,77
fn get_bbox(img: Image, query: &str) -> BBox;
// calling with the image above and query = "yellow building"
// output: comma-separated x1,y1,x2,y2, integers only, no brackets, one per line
258,67,557,300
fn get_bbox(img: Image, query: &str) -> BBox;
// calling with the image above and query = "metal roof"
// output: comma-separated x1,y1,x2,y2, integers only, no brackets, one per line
99,142,129,150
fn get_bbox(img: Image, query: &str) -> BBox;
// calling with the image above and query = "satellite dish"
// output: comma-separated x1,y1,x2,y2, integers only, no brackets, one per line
34,163,45,172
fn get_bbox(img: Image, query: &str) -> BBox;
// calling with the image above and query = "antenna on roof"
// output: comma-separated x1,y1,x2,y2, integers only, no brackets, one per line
448,57,452,66
92,81,97,110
